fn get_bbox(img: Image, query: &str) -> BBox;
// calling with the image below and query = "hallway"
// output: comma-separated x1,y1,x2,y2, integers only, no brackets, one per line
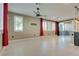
1,36,79,56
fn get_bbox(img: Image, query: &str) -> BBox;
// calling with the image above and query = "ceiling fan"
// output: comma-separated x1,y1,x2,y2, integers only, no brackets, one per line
74,6,79,11
33,3,47,17
74,6,79,19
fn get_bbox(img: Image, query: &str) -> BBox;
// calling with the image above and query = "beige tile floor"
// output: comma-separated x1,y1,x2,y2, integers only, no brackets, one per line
1,36,79,56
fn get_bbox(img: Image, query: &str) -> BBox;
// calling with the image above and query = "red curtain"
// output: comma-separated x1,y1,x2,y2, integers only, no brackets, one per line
40,18,43,36
55,21,59,36
2,3,8,46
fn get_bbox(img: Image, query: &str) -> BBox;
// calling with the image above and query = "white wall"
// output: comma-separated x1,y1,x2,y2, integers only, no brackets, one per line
0,3,3,51
8,12,56,40
0,4,3,31
8,12,40,40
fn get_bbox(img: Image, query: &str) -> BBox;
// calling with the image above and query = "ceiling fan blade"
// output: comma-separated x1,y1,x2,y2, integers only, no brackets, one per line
40,14,47,17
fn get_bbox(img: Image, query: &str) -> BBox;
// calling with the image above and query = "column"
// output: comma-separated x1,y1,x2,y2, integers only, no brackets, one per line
2,3,8,46
55,21,59,36
40,18,43,36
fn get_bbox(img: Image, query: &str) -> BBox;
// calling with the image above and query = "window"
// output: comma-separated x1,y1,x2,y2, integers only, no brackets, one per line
52,22,55,31
14,15,23,32
59,23,64,31
48,21,52,31
43,20,47,31
43,20,55,31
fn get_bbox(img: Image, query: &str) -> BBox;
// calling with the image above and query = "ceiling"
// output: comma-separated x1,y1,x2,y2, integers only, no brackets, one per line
8,3,79,21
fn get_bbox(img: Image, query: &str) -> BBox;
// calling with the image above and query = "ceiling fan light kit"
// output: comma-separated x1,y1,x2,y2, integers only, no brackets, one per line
33,3,47,17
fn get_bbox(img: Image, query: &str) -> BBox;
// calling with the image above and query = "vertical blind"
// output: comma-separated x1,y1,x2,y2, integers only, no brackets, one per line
43,20,55,31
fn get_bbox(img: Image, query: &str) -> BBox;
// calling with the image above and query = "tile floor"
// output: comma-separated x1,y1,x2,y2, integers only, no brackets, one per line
1,36,79,56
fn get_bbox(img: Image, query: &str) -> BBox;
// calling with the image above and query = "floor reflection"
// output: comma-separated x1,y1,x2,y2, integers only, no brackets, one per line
2,36,79,56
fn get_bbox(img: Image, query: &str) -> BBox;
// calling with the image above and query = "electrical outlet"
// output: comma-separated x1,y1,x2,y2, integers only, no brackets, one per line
12,36,14,38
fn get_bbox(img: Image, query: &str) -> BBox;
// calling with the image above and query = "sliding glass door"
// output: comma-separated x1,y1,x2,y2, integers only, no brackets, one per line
59,21,73,36
43,20,55,36
59,23,64,35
